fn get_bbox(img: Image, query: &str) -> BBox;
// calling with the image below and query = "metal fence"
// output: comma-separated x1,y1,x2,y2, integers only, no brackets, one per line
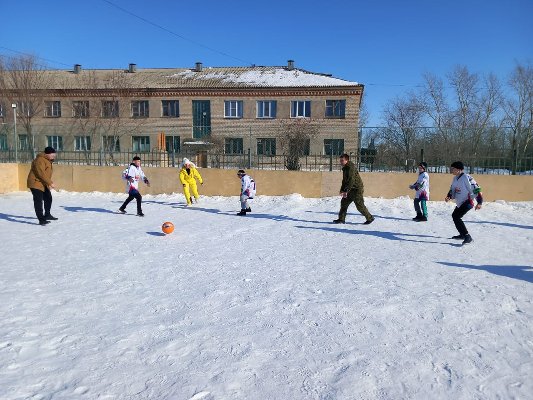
1,148,532,175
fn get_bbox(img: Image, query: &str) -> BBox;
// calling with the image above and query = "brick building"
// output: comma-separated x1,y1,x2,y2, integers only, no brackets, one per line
0,60,363,159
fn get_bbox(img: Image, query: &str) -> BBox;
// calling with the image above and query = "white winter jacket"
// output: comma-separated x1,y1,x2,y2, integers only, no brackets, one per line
448,173,482,207
241,175,256,198
411,171,430,200
124,164,148,193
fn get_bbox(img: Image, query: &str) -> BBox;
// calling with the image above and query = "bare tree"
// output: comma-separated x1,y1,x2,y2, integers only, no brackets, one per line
277,119,318,170
420,72,456,160
447,65,501,157
380,93,425,171
0,54,51,157
502,62,533,173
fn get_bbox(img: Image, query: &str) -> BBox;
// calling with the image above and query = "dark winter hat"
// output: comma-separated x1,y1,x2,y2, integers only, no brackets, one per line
237,169,246,175
44,146,56,154
418,161,428,170
132,156,141,161
450,161,464,170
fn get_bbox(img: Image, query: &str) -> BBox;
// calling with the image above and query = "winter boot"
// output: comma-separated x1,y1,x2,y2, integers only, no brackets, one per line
237,209,247,216
417,216,427,222
451,235,465,240
44,214,58,221
245,207,251,212
38,219,50,225
118,208,126,214
333,219,345,224
412,214,423,221
363,216,375,225
462,234,473,245
137,212,145,217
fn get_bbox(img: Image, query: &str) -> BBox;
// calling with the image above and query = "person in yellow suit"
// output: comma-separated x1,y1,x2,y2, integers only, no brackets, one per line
179,158,203,206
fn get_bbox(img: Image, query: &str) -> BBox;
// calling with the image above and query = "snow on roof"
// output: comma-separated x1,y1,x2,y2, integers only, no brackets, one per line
170,67,358,87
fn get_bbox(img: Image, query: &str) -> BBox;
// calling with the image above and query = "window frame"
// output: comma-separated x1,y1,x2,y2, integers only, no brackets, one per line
131,100,149,118
256,100,277,119
324,139,345,156
102,101,119,118
162,100,180,118
224,100,243,119
18,134,29,150
0,134,7,150
132,135,151,152
103,136,120,152
165,135,181,153
46,135,63,151
325,100,346,118
224,137,244,154
74,136,91,151
257,138,276,156
290,100,311,118
72,101,90,118
44,101,62,118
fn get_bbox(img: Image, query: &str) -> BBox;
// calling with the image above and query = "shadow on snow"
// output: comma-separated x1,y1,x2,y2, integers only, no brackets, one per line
437,261,533,284
0,213,39,225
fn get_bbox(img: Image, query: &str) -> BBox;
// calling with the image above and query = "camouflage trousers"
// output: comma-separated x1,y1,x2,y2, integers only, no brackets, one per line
338,189,372,222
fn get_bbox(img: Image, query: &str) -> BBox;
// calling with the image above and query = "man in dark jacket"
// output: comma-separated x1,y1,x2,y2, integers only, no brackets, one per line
334,153,374,224
27,146,58,225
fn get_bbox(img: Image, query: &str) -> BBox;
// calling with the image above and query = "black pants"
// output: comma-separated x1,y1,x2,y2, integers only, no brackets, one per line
120,191,142,214
31,188,52,221
338,189,372,221
452,201,473,236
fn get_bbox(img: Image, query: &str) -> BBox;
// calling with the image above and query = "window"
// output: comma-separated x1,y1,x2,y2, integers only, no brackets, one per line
44,101,61,117
324,139,344,156
224,100,243,118
289,138,310,156
165,135,181,153
132,100,149,118
18,135,29,150
72,101,89,118
257,101,277,118
291,100,311,118
325,100,346,118
102,101,119,118
75,136,91,151
225,138,243,154
47,135,63,151
103,136,120,152
162,100,179,117
132,136,150,152
20,102,34,117
0,134,7,150
257,138,276,155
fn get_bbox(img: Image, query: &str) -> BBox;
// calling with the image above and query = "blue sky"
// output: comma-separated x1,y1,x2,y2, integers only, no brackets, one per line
1,0,531,126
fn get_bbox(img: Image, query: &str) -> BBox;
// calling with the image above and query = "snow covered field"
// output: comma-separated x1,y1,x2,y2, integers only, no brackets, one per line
1,191,532,400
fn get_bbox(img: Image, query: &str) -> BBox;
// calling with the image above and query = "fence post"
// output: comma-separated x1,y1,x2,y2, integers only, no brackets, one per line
420,148,424,163
247,148,251,169
512,149,517,175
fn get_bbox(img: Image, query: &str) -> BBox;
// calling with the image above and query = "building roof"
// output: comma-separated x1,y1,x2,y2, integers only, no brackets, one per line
30,65,361,91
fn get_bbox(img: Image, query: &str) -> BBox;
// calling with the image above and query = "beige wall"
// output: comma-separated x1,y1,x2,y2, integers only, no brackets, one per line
3,164,533,201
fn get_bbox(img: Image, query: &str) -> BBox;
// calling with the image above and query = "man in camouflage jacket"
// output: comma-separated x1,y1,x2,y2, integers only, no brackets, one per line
334,153,374,225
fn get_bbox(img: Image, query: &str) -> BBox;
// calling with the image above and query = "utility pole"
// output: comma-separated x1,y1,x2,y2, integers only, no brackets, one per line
11,103,17,163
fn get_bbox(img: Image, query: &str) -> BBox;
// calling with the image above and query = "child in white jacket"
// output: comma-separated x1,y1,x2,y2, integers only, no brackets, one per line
118,156,150,216
409,161,430,221
236,169,256,216
445,161,483,245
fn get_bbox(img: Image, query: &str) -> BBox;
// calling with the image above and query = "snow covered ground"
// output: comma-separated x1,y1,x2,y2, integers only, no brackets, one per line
1,191,532,400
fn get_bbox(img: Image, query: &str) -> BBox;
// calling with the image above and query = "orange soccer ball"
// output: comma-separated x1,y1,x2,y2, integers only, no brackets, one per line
162,221,174,234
